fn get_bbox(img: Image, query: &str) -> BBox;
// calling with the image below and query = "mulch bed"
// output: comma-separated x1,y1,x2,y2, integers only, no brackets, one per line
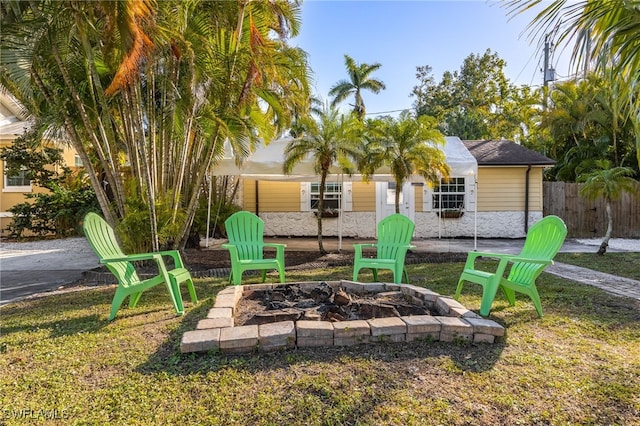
83,247,467,283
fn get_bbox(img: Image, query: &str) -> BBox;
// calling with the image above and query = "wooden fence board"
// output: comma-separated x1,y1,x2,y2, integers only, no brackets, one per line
543,182,640,238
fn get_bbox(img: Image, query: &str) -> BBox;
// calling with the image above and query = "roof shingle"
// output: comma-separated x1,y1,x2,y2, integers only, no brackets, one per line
462,139,555,166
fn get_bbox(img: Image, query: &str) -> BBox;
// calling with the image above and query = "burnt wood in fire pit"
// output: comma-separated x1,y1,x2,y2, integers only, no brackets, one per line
236,282,432,326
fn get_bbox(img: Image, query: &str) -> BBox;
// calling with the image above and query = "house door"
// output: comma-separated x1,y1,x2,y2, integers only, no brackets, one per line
376,182,414,230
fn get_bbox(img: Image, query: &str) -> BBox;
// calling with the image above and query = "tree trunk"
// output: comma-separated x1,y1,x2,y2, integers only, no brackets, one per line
395,180,402,214
597,202,613,255
317,172,327,254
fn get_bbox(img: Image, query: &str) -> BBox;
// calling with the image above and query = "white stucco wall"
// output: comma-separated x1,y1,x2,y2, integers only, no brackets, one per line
260,211,544,239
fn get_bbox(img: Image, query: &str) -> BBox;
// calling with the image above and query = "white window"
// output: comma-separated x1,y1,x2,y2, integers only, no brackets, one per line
432,177,465,210
74,154,83,167
3,167,32,192
300,182,352,212
310,182,342,211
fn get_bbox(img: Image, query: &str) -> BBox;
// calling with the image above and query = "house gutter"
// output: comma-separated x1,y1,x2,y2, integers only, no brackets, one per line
525,165,531,233
255,181,259,216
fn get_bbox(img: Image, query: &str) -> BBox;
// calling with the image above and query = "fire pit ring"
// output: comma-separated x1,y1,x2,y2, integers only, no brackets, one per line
181,281,505,354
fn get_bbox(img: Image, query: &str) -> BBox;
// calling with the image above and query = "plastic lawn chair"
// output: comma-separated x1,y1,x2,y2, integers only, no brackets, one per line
352,214,416,284
83,212,197,320
222,211,286,285
455,215,567,317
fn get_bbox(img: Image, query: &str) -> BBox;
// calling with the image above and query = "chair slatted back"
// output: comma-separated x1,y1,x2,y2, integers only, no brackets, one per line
83,212,140,286
225,211,266,261
377,214,415,259
508,215,567,285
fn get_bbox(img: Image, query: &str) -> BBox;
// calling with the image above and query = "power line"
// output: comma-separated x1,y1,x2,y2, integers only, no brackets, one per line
365,108,413,116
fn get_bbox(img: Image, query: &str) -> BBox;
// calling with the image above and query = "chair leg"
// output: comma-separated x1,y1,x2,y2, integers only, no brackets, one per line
352,267,360,282
185,278,198,304
479,278,501,317
501,285,516,307
261,269,267,283
402,268,409,284
166,280,185,315
372,269,378,282
454,279,465,300
278,265,285,283
109,288,129,320
129,291,143,308
528,286,544,318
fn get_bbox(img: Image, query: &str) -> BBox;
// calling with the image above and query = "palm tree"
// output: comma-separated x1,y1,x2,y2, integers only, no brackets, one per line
1,0,311,251
361,111,449,213
283,104,361,253
328,54,386,120
503,0,640,167
578,161,638,255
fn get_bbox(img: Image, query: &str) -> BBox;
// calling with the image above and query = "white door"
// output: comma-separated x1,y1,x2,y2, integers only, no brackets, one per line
376,182,414,231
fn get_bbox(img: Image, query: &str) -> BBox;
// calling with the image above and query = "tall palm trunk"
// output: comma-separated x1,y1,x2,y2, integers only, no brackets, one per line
317,172,327,254
598,202,613,255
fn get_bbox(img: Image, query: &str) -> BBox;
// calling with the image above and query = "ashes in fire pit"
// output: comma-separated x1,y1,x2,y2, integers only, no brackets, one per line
235,282,435,326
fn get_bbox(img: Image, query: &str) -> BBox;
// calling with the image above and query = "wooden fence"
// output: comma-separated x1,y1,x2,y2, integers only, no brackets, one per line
543,182,640,238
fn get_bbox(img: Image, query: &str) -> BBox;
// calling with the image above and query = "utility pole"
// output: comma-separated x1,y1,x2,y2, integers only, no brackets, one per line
542,34,556,110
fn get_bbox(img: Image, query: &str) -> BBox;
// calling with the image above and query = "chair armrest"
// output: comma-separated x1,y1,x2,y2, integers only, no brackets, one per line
462,251,510,270
221,243,240,261
102,250,186,269
264,243,286,260
353,243,377,259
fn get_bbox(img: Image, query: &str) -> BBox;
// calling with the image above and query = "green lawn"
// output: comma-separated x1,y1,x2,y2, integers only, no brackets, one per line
1,260,639,425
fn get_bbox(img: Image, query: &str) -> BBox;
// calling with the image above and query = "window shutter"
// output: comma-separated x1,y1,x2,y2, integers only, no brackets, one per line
300,182,310,211
343,182,352,211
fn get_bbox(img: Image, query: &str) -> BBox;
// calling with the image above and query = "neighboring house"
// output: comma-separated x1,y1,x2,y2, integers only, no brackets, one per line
0,92,78,235
218,137,555,239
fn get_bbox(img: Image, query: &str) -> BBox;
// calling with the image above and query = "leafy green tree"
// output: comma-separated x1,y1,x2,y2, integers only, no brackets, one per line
411,50,541,143
0,0,310,251
0,133,98,238
329,54,386,120
360,111,449,213
578,162,638,255
538,73,638,181
283,104,361,254
504,0,640,167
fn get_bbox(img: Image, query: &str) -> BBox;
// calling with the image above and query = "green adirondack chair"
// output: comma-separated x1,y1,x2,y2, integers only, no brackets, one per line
455,215,567,317
353,214,416,284
222,211,286,285
83,212,197,320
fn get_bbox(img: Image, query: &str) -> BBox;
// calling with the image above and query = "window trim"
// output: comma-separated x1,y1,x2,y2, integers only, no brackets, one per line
300,182,352,212
3,166,32,193
426,177,466,211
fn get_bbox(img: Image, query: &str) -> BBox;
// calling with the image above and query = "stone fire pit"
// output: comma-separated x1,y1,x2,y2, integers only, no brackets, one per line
181,281,505,354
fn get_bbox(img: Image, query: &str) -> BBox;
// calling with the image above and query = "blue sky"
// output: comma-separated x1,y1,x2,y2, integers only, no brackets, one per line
292,0,574,117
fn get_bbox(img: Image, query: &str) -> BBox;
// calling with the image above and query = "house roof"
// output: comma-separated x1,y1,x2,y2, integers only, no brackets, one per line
462,139,555,166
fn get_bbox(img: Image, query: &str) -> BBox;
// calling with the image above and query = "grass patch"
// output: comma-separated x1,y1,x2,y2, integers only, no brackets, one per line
1,263,639,425
555,252,640,281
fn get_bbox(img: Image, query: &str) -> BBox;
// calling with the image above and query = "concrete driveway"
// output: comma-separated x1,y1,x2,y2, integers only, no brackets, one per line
0,237,100,305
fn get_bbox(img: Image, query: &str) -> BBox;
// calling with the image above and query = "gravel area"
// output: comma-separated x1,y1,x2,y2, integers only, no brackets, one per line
574,238,639,252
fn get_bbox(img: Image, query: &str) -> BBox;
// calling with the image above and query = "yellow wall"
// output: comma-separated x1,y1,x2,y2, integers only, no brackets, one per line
242,180,300,212
414,183,424,212
352,181,375,211
238,168,546,214
477,167,544,212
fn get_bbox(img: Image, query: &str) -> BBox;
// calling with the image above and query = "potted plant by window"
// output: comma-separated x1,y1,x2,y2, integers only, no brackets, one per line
314,208,340,218
438,208,464,218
